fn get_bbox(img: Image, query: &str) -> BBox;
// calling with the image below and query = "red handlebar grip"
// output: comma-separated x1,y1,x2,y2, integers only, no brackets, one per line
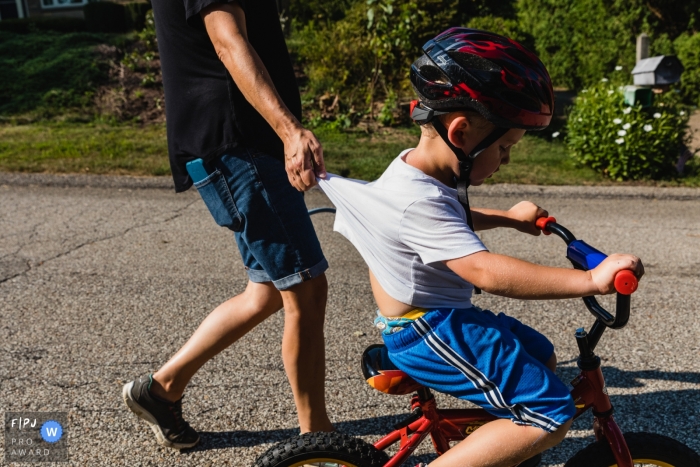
535,216,557,235
614,270,638,295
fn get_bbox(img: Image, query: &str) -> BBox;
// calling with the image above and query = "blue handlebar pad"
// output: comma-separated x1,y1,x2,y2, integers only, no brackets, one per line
566,240,607,271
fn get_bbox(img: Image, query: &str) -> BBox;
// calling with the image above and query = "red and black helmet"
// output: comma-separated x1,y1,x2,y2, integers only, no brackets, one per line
410,27,554,130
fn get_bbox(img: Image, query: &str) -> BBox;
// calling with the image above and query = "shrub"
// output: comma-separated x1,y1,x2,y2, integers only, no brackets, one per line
566,79,690,180
516,0,700,90
0,31,116,116
0,17,86,34
673,32,700,106
466,15,534,52
291,0,458,123
124,2,152,32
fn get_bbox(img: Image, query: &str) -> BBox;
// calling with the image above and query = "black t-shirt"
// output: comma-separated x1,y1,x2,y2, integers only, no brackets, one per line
151,0,302,192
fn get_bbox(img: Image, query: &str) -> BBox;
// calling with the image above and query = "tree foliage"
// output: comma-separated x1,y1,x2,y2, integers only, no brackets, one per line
516,0,699,90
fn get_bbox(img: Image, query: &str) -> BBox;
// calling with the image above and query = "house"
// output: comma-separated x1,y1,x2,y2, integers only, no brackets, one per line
0,0,88,21
0,0,88,20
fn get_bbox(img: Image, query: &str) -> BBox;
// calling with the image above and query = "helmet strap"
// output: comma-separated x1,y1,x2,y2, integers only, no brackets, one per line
432,120,509,295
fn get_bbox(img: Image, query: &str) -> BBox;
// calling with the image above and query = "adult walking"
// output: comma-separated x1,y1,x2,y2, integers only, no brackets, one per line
122,0,333,449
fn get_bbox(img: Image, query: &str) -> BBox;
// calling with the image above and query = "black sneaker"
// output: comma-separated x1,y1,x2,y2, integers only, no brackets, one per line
518,453,542,467
122,374,200,449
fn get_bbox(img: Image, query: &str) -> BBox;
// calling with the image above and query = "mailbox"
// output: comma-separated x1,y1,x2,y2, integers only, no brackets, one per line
631,55,684,86
623,85,653,108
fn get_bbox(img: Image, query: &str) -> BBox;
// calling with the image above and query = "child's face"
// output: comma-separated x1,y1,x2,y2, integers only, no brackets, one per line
469,129,525,186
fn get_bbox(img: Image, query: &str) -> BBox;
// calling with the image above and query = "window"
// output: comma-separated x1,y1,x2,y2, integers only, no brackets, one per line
0,0,24,18
41,0,87,9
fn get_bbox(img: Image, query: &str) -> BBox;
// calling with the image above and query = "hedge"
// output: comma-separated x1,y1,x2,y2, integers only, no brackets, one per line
0,17,86,34
83,1,151,33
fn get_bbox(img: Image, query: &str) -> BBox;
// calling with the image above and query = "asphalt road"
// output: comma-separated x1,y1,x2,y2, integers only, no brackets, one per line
1,174,699,466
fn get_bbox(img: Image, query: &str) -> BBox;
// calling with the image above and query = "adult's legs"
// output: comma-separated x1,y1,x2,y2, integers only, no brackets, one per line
150,280,283,401
148,274,332,433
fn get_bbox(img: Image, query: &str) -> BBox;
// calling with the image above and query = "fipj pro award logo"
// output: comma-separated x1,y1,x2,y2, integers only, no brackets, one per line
5,412,69,463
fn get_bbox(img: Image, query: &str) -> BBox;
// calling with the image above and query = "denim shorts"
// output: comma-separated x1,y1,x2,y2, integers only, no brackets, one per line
192,146,328,290
383,307,575,432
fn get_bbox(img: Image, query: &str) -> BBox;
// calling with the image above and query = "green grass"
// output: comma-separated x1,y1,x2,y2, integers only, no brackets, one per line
0,122,170,175
494,136,608,185
1,122,698,186
316,126,603,184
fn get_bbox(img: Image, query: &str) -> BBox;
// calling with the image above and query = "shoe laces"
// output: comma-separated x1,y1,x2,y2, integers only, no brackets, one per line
167,398,188,434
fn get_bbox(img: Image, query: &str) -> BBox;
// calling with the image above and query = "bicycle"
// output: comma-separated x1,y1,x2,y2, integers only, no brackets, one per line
254,215,700,467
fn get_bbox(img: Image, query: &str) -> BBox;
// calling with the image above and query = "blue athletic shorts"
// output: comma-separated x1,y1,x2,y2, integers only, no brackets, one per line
383,307,575,432
192,147,328,290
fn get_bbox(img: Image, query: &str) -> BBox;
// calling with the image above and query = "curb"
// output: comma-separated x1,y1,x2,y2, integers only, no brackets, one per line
2,172,699,200
472,183,700,201
0,172,174,190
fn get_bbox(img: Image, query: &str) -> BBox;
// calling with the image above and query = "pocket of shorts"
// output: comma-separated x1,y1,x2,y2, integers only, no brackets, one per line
193,169,243,232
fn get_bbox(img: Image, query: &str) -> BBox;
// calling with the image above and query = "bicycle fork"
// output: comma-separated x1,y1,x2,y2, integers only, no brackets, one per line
570,325,634,467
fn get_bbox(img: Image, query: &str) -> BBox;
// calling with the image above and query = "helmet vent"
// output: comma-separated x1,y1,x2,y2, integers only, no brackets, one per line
420,65,450,85
449,52,501,73
414,54,451,85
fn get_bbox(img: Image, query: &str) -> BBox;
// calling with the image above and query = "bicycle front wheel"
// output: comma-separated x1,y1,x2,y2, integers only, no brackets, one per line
564,432,700,467
254,432,389,467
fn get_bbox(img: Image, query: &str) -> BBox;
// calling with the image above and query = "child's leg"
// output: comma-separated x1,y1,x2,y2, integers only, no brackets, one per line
429,417,572,467
384,308,575,467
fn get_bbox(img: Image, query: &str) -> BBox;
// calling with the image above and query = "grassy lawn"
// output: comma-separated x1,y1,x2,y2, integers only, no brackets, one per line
0,123,170,176
1,122,698,186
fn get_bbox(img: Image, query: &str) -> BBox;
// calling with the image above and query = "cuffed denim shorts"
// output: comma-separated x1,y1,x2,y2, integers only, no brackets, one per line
383,307,575,432
192,146,328,290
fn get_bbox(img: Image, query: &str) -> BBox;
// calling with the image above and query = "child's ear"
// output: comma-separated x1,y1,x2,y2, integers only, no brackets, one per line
446,115,470,148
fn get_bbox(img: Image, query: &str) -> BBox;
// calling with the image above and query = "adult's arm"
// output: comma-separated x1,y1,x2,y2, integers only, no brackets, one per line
201,2,326,191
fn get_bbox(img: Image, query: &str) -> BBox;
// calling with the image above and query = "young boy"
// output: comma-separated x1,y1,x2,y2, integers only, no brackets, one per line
318,28,643,467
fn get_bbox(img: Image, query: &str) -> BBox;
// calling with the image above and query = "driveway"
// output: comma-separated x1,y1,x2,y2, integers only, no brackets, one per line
1,174,699,466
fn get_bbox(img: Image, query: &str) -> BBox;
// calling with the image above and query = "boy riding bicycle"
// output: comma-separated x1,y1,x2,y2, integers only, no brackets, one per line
318,28,644,467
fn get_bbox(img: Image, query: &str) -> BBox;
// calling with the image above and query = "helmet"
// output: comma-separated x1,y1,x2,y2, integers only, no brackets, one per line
410,27,554,130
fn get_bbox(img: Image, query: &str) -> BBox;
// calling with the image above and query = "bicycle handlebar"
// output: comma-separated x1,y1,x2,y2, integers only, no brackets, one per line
536,216,637,329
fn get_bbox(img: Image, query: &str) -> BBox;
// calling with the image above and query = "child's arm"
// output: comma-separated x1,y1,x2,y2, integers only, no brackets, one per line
471,201,547,235
445,251,644,299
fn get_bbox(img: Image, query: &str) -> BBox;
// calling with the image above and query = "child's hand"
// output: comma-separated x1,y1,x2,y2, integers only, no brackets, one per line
507,201,549,236
590,254,644,294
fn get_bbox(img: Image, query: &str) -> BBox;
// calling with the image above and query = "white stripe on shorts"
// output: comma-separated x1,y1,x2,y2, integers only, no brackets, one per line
413,317,561,432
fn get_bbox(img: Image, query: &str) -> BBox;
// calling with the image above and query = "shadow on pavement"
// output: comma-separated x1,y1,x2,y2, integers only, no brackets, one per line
185,367,700,461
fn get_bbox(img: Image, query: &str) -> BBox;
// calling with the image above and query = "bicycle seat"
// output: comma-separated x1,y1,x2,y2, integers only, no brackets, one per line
361,344,423,395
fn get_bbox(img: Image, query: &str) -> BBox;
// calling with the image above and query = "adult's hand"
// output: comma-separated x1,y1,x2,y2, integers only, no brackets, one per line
284,127,327,192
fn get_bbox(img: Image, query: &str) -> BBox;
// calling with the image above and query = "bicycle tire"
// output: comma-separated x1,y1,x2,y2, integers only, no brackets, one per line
254,431,390,467
564,432,700,467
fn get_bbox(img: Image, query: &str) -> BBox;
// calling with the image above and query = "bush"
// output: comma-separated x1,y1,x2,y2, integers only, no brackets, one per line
517,0,700,90
0,31,117,116
84,1,150,33
291,0,459,123
0,17,86,34
124,2,152,32
466,15,535,52
84,1,127,33
566,79,690,180
674,32,700,106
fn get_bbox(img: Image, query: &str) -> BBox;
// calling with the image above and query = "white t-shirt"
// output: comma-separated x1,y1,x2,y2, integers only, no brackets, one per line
317,149,487,309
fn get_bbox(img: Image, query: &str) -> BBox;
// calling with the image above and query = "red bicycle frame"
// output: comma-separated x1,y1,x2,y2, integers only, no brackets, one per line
369,362,632,467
